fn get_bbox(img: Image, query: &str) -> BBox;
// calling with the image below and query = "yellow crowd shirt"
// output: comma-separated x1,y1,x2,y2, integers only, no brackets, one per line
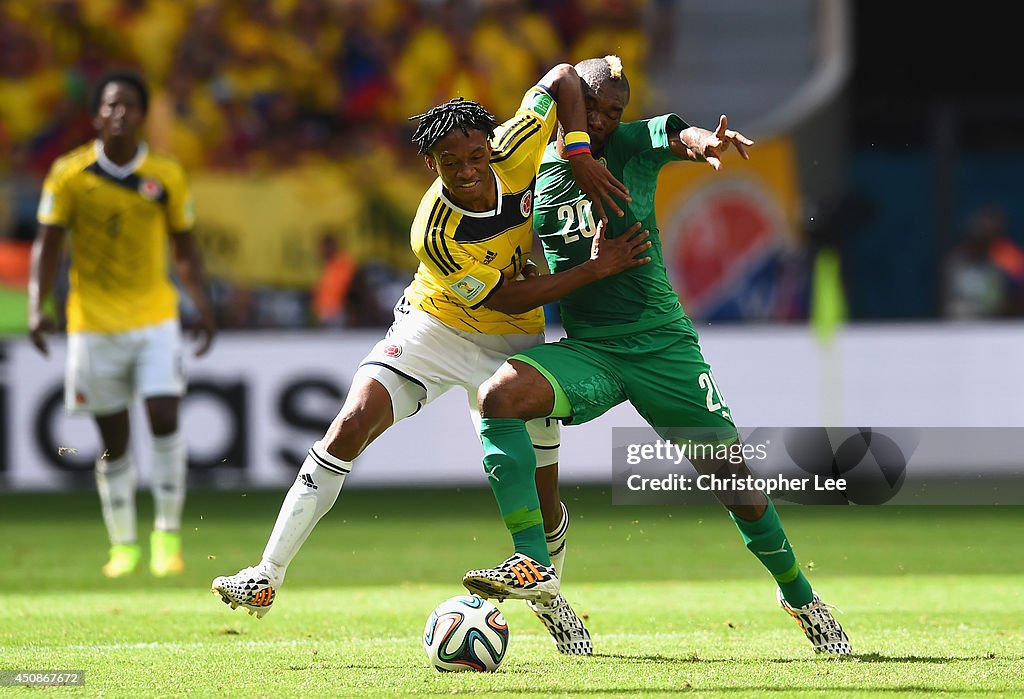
404,85,558,334
37,140,194,333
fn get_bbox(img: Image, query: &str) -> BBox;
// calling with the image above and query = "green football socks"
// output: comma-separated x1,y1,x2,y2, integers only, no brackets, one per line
479,417,551,566
730,497,814,607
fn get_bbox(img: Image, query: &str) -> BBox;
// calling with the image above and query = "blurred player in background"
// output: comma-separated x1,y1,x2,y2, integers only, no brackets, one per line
213,62,650,655
462,56,852,655
29,69,217,579
943,205,1024,319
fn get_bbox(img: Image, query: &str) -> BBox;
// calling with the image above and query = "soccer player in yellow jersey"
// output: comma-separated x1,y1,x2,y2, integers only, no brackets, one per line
213,62,650,654
29,70,216,579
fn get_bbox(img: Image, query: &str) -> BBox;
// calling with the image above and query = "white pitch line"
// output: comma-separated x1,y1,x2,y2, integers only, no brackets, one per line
0,632,680,654
1,639,360,653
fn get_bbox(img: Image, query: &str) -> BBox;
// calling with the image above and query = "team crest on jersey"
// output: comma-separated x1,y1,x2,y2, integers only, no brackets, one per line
482,250,497,265
139,178,164,201
520,190,532,217
383,343,402,358
449,274,486,302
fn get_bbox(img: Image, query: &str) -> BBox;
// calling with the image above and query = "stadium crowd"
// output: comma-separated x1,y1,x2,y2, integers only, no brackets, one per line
0,0,656,331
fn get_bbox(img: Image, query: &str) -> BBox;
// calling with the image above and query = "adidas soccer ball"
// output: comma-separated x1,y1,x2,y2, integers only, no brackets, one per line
423,594,509,672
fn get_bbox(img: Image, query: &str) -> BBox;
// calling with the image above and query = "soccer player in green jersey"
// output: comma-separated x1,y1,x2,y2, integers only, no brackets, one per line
462,56,851,655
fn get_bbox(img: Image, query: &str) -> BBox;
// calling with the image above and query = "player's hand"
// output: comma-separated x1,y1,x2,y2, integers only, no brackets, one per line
28,309,56,356
191,310,217,358
588,220,651,279
568,154,631,224
521,259,540,279
696,115,753,171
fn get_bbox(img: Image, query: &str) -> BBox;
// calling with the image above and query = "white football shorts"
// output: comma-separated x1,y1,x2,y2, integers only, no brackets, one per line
356,303,560,467
65,318,185,415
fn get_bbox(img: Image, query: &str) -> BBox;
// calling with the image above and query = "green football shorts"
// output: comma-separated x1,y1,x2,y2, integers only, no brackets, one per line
512,318,737,443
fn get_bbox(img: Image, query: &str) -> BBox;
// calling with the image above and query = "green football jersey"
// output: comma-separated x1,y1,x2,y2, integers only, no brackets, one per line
533,114,690,339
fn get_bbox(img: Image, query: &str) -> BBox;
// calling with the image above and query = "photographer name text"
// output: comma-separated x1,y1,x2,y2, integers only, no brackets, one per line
625,473,846,495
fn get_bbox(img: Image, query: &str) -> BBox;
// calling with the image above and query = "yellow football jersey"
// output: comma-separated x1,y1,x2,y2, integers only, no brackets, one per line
404,86,558,334
37,141,195,333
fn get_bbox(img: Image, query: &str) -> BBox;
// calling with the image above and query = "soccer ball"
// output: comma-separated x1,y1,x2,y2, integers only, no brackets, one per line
423,594,509,672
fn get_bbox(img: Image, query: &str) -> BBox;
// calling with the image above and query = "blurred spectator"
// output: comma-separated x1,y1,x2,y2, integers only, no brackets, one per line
254,286,311,328
148,69,229,170
390,0,458,120
291,0,344,60
312,231,358,327
173,3,230,83
0,0,653,330
533,0,587,49
1,0,653,176
221,23,285,108
943,206,1024,319
209,278,256,329
39,0,107,70
346,261,409,328
570,0,650,113
280,0,342,113
107,0,189,84
468,0,562,117
0,16,80,175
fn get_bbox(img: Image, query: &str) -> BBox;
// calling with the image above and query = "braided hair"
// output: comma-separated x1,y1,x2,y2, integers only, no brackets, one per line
409,98,499,155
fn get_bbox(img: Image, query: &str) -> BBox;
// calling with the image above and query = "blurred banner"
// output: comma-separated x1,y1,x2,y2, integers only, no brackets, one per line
2,322,1023,492
656,137,805,321
191,171,363,288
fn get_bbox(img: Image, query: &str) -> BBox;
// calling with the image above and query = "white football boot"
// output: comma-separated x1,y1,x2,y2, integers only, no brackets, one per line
463,552,559,603
778,589,852,655
528,594,593,655
211,566,277,618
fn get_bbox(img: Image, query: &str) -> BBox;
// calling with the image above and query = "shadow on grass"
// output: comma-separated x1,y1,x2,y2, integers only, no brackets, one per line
595,652,1017,665
487,689,1017,695
853,652,1017,663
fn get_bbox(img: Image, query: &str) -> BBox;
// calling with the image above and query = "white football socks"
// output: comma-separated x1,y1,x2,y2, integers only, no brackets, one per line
150,432,186,532
96,452,136,545
260,441,349,587
546,501,570,579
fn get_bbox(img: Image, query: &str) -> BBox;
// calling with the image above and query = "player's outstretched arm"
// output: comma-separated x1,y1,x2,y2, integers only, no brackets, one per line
671,114,754,171
27,224,66,356
482,221,651,315
538,64,630,222
172,230,217,357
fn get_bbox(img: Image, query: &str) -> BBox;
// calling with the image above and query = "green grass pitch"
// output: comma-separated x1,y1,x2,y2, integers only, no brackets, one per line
1,486,1022,697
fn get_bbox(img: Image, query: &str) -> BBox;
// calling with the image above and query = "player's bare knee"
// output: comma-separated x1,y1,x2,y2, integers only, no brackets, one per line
95,410,130,458
148,411,179,436
478,370,522,418
145,396,179,436
322,407,385,461
322,416,367,462
321,377,395,461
